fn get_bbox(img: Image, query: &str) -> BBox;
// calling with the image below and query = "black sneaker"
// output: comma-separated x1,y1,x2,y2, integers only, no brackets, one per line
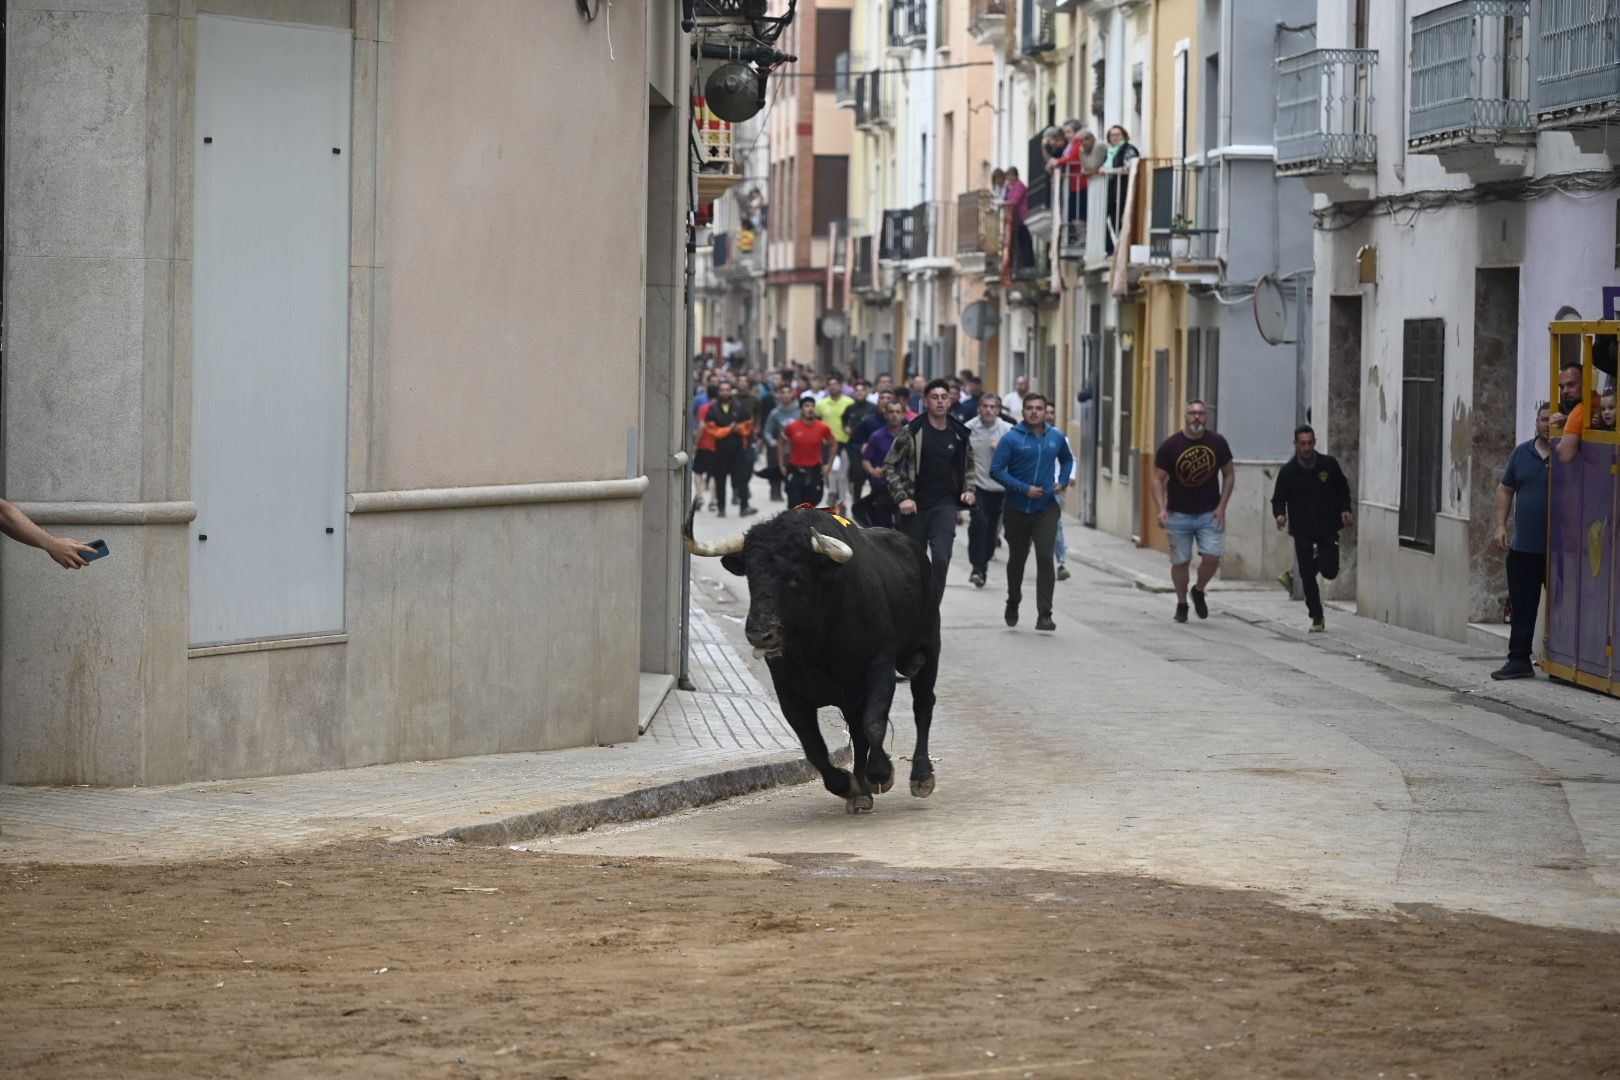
1174,603,1189,623
1035,614,1056,632
739,505,758,518
1004,600,1019,627
716,506,726,518
1190,588,1209,619
1490,660,1534,681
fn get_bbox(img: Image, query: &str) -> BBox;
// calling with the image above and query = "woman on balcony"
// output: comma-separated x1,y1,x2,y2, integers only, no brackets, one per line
1047,121,1102,241
1100,125,1140,256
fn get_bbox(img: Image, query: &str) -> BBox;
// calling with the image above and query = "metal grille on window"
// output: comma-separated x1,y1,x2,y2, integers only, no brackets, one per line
1398,319,1445,551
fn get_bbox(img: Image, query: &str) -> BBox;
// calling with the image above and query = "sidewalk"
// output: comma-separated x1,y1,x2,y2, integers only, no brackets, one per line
1063,524,1620,745
0,607,844,864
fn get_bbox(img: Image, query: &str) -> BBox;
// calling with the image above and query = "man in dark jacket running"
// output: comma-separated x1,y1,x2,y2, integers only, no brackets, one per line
1271,424,1353,632
885,378,977,603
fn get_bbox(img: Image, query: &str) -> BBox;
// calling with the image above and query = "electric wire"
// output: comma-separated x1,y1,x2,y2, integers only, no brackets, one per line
1312,168,1620,232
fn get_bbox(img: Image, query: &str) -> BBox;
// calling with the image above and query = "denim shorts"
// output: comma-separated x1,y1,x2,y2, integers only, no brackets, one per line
1166,510,1223,565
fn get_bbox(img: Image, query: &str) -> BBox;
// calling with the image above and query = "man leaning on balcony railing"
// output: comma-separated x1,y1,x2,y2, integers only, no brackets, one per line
1047,120,1103,240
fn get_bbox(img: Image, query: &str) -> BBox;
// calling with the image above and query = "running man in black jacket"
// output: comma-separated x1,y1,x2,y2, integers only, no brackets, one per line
1271,424,1354,632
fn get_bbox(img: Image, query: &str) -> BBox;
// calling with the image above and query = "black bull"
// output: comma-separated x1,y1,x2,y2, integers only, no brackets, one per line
683,499,940,812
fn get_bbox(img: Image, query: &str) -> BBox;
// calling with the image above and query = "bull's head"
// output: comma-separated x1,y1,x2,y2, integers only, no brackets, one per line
682,498,852,658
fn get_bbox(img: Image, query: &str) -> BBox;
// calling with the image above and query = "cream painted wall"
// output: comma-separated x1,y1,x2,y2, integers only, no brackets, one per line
379,1,648,489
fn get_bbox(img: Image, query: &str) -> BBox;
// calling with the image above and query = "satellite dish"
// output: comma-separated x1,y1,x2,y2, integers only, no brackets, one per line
1253,275,1293,345
705,63,762,123
819,312,847,340
961,299,1000,341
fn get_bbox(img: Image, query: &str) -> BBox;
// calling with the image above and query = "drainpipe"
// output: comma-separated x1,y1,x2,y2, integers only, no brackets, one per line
678,149,697,692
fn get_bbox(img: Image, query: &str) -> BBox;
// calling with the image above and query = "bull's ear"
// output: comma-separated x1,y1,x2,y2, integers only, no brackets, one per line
720,553,747,577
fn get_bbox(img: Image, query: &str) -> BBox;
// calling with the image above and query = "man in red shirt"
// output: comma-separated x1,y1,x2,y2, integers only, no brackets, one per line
778,394,837,508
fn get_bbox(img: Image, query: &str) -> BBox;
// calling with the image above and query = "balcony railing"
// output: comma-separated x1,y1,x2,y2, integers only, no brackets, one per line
1019,0,1055,56
1410,0,1532,145
880,208,915,261
889,0,926,49
1138,159,1218,266
906,201,955,260
1532,0,1620,119
955,190,1003,264
834,52,858,107
852,234,875,291
1275,48,1379,171
854,70,893,130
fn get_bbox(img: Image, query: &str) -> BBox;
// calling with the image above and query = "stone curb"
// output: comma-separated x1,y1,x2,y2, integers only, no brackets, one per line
428,744,851,847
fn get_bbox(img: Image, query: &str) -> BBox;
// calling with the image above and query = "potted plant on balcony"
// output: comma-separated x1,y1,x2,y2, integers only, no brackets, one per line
1169,215,1194,259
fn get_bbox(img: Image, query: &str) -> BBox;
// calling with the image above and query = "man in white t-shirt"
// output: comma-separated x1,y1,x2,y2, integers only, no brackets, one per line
1003,374,1030,422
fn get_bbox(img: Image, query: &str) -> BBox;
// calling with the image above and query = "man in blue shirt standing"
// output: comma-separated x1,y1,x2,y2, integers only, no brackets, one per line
990,393,1073,632
1491,403,1552,680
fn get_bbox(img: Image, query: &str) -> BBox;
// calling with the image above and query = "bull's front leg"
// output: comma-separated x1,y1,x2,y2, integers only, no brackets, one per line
776,688,864,806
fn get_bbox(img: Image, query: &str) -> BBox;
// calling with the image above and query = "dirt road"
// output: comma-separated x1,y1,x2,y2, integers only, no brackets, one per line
4,841,1617,1079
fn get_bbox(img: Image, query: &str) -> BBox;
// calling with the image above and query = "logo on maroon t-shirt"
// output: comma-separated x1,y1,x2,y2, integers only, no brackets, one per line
1174,444,1218,488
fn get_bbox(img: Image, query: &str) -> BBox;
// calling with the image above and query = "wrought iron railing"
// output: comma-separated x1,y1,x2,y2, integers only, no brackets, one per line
889,0,926,48
1409,0,1532,143
1275,48,1379,169
1532,0,1620,117
1019,0,1055,55
955,190,1002,262
854,70,892,129
852,234,875,291
880,208,915,261
970,0,1006,21
834,52,858,107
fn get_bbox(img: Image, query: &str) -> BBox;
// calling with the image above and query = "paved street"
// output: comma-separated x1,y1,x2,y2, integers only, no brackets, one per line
548,502,1620,934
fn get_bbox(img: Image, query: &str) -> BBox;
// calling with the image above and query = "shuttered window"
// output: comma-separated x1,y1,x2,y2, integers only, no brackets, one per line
1119,343,1134,479
1100,329,1116,473
1398,319,1444,552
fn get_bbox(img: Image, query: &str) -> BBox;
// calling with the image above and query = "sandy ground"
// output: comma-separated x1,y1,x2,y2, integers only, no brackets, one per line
3,841,1618,1079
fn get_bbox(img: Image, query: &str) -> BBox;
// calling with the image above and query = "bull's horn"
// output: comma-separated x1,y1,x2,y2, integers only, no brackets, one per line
682,496,745,558
810,531,854,564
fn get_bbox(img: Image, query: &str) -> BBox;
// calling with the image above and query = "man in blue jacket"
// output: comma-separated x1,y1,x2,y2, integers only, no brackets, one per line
990,393,1074,631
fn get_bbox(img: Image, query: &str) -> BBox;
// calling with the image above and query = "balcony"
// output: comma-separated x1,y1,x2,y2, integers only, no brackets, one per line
834,52,860,107
1409,0,1535,179
694,99,741,202
907,201,957,267
713,227,764,281
853,70,893,130
968,0,1006,46
880,207,916,261
955,189,1003,273
888,0,926,52
1018,0,1056,58
1275,48,1379,199
1532,0,1620,151
851,234,878,294
1131,160,1219,283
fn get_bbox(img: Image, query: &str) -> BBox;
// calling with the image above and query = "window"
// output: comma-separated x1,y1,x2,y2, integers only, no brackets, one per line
1119,343,1135,479
1100,330,1116,473
812,155,848,237
1154,347,1172,448
815,10,851,92
1091,51,1106,124
1398,319,1444,552
1188,327,1219,430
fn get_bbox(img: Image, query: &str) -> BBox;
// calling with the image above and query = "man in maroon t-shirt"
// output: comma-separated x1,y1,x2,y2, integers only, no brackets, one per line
1152,399,1234,624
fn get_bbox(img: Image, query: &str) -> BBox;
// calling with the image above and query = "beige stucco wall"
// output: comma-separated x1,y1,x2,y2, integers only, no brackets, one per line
378,0,650,490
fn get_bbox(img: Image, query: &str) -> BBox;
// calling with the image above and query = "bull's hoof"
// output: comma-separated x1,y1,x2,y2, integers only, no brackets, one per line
845,793,875,814
910,776,935,798
872,776,894,794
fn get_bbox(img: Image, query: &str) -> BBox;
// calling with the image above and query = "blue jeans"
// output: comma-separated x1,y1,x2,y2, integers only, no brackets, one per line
1166,511,1223,566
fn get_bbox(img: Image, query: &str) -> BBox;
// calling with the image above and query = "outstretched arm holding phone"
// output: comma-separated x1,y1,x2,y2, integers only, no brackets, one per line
0,499,97,568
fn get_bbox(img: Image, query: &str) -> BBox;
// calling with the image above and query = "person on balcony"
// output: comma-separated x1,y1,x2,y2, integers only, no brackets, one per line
1100,125,1140,256
1002,166,1033,272
1048,121,1101,242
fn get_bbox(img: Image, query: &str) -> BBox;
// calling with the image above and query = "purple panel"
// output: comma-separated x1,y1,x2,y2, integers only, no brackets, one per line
1546,453,1584,670
1574,443,1616,681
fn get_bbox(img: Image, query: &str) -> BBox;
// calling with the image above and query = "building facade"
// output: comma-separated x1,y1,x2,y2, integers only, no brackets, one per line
1292,0,1620,640
2,0,693,784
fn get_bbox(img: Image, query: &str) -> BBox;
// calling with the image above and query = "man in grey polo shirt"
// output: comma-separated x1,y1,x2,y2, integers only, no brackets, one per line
965,393,1013,588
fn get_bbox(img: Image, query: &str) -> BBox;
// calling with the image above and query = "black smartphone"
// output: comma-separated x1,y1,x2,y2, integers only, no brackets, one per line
83,539,110,562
